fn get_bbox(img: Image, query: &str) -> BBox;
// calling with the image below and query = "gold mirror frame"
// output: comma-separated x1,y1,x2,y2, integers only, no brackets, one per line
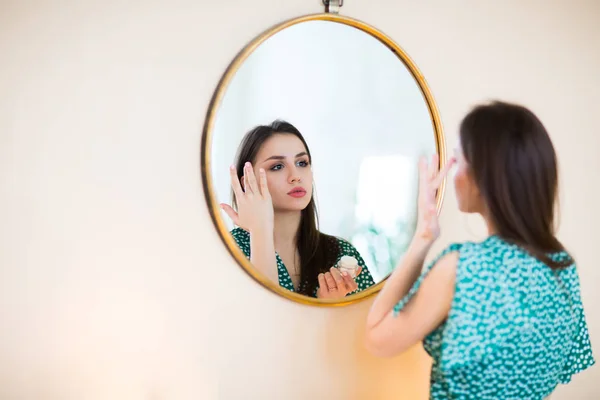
201,13,447,307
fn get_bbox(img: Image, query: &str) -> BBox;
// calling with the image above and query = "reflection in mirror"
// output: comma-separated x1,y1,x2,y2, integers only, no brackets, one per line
207,19,441,301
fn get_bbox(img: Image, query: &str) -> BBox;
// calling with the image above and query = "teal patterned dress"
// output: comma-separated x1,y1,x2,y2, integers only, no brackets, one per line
394,235,595,399
231,227,375,296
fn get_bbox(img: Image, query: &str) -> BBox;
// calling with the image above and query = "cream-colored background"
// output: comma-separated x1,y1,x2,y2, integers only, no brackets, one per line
0,0,598,399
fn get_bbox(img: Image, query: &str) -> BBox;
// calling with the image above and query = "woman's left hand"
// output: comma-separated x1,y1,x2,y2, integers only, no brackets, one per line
415,154,456,243
317,267,363,299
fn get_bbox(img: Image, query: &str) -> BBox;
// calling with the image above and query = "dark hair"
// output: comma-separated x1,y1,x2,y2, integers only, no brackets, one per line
233,120,339,295
460,101,573,269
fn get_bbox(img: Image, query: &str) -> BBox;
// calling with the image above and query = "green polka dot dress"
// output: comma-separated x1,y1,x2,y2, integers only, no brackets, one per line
230,227,375,297
394,236,595,399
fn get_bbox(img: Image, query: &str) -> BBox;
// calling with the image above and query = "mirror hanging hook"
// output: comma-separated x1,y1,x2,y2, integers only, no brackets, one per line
322,0,343,14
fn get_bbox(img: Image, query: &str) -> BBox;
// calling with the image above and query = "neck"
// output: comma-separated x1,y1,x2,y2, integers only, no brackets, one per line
481,209,498,236
273,210,302,249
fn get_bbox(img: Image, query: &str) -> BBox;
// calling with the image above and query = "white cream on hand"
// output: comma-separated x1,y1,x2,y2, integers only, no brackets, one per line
338,255,359,278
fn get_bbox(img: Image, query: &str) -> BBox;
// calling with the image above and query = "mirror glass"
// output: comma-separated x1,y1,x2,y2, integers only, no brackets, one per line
204,18,443,303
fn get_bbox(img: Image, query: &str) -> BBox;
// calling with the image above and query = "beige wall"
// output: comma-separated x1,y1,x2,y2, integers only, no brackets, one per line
0,0,598,399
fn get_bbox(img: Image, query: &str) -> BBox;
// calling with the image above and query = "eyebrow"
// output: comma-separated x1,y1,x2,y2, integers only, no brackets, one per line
262,152,308,163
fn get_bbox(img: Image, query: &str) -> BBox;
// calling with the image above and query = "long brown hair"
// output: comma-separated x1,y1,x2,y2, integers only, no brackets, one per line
460,101,573,269
233,120,339,295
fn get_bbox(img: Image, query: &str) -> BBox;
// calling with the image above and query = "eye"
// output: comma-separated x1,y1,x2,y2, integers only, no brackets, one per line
297,160,309,167
270,164,283,171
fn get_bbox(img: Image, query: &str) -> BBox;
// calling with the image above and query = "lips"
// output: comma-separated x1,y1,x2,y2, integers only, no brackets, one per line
287,187,307,198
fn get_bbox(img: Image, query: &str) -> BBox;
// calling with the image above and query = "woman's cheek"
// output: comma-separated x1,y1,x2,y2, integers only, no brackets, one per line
453,169,467,200
267,177,280,198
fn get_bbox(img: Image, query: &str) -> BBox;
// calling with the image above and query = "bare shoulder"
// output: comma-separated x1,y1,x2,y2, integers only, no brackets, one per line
418,250,459,293
434,251,459,272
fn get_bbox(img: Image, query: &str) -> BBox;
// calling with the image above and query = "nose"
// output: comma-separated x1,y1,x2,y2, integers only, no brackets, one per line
288,168,301,184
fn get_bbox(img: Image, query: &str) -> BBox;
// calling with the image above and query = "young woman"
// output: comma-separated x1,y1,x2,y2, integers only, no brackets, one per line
221,120,375,298
365,101,594,399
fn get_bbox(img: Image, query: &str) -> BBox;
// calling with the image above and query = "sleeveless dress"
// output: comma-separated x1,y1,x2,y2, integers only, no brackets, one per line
394,235,595,399
231,227,375,296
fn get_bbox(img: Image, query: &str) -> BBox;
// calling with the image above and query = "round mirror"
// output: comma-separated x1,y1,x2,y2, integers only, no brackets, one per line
201,14,446,306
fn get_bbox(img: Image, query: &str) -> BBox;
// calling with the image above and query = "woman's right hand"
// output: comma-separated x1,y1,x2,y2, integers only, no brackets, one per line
317,267,363,299
220,162,274,234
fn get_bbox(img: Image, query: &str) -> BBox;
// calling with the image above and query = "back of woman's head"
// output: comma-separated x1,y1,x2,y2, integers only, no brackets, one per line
459,101,573,269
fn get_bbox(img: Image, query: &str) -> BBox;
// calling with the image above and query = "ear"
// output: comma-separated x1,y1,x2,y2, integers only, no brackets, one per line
465,169,479,196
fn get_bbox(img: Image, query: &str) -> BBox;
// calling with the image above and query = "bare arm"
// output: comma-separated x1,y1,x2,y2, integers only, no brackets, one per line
365,250,457,357
366,237,434,329
365,153,457,357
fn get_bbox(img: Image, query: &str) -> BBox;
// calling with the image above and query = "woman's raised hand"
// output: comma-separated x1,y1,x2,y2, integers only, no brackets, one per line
220,162,274,234
415,154,456,242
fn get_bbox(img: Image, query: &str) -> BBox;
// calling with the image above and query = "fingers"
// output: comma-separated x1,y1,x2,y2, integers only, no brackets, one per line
418,154,457,189
432,157,457,188
316,287,326,299
428,154,439,181
318,267,363,298
258,168,271,198
428,203,437,216
244,162,259,194
355,266,363,278
417,156,433,206
329,268,347,293
418,155,435,197
230,165,244,198
318,273,327,291
340,270,358,293
418,156,429,183
220,203,240,226
324,272,338,291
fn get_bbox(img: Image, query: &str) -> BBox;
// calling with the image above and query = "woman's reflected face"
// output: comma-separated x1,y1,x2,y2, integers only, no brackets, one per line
253,134,313,212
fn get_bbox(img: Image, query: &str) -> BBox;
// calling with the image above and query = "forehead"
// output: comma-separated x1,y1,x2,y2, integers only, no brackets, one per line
256,134,308,159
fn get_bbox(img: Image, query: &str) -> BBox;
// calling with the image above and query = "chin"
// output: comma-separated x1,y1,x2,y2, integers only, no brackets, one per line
274,206,308,213
273,201,308,212
292,201,311,211
276,199,311,212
